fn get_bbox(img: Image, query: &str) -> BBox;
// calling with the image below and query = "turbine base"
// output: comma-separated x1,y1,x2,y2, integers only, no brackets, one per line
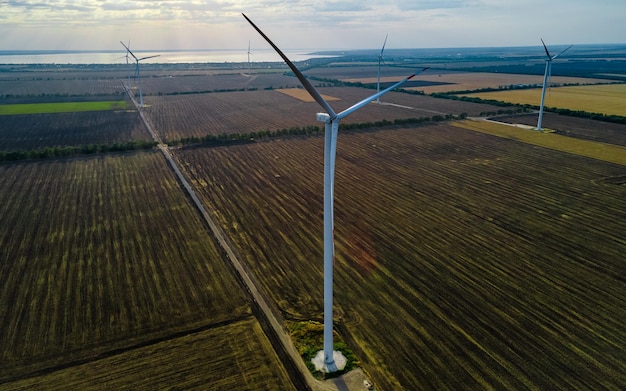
311,350,347,373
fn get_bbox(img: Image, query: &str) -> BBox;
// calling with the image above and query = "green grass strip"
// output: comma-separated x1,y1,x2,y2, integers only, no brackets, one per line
0,101,127,115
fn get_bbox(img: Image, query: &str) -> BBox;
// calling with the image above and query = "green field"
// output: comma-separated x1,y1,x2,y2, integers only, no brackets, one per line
0,101,127,115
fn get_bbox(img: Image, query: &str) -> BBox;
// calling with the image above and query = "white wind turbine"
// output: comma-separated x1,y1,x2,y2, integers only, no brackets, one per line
122,40,132,89
243,13,427,373
537,39,572,131
247,40,252,77
376,34,388,104
120,41,160,108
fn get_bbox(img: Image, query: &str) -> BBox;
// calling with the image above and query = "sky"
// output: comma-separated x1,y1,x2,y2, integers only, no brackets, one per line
0,0,624,51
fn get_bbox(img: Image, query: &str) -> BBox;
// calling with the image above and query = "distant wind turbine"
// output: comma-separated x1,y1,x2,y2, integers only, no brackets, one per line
243,13,427,374
122,40,132,89
376,34,388,104
120,41,160,108
247,40,252,77
537,39,572,131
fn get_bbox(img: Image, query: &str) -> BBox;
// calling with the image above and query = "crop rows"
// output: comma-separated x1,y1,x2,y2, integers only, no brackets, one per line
0,152,251,383
496,112,626,147
0,109,149,151
144,87,503,142
139,73,306,95
3,317,294,390
0,78,124,98
173,124,625,390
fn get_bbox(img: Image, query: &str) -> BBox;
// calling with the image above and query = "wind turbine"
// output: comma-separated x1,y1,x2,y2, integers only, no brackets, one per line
376,34,388,104
122,40,132,90
247,40,252,77
120,41,160,108
537,39,572,131
243,13,427,374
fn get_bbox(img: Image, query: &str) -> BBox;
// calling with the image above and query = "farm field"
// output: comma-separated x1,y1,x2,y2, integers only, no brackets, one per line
0,77,125,98
0,100,126,115
462,83,626,116
174,124,625,390
496,112,626,147
0,151,261,384
139,72,305,95
304,66,612,93
356,72,612,94
144,87,505,142
0,109,149,151
453,119,626,166
0,68,302,99
2,317,295,390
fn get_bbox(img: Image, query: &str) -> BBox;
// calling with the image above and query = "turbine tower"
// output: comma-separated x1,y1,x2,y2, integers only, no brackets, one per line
537,39,572,131
120,41,160,108
376,34,388,104
243,13,427,373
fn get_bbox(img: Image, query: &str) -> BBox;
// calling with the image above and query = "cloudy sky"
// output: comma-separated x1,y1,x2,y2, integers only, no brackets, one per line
0,0,624,51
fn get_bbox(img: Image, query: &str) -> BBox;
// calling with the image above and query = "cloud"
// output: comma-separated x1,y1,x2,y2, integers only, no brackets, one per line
0,0,624,50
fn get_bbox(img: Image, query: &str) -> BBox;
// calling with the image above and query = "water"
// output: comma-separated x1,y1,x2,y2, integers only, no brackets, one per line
0,49,337,65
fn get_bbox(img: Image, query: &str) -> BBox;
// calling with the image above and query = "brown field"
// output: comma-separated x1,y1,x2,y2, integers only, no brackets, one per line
276,88,340,102
139,72,305,95
0,78,125,98
173,124,625,390
0,152,261,384
375,72,610,93
496,112,626,147
304,66,611,93
143,88,506,142
453,119,626,165
0,109,149,151
0,68,297,99
463,83,626,116
2,317,294,390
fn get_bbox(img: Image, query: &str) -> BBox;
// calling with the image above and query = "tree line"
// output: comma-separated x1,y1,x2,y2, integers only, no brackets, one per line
0,140,157,162
168,113,468,147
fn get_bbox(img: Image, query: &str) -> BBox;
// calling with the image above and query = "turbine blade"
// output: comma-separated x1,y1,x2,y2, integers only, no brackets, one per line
380,34,388,57
138,54,160,61
337,67,428,119
552,44,573,59
242,13,337,118
120,40,138,61
540,38,551,58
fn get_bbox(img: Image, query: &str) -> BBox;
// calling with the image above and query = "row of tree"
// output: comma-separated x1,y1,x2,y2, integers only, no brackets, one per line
0,140,157,162
169,113,468,148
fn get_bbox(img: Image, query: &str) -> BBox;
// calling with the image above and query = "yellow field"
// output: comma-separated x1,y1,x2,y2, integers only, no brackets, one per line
345,72,611,94
462,83,626,116
276,88,340,102
453,119,626,166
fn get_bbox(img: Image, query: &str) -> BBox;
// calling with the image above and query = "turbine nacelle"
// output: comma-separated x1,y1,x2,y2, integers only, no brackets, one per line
316,113,331,123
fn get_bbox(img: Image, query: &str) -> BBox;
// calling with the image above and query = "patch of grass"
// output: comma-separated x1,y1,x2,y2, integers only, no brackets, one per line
0,101,127,115
287,320,359,379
